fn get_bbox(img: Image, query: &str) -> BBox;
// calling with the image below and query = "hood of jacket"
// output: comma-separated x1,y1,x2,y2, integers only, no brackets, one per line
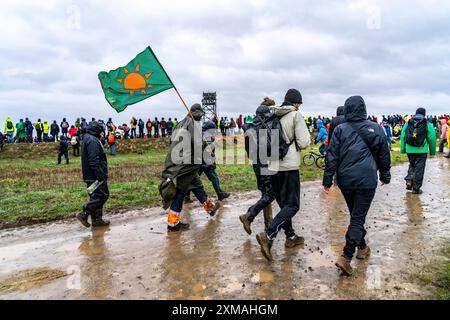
271,104,297,117
86,121,104,138
336,106,344,116
344,96,367,122
440,118,448,126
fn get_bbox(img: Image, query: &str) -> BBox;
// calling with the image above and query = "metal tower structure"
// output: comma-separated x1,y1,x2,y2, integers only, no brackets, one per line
202,92,217,122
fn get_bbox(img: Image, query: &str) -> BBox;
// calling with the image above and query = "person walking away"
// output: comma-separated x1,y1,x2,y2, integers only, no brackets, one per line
167,117,174,139
323,96,391,276
438,118,448,153
159,104,220,232
25,118,33,143
160,118,167,138
77,121,110,228
326,106,345,146
107,132,116,156
14,119,26,143
315,119,328,155
57,136,70,165
34,119,43,142
256,89,311,261
42,121,50,142
382,121,393,151
71,132,81,157
138,118,145,138
4,118,15,143
80,117,87,140
50,120,60,142
130,116,137,138
61,118,69,137
153,117,160,138
68,125,78,138
239,99,277,234
237,114,243,133
400,108,436,194
145,118,152,138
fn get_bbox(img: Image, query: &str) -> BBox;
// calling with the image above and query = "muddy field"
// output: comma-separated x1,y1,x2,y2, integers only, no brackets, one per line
0,158,449,300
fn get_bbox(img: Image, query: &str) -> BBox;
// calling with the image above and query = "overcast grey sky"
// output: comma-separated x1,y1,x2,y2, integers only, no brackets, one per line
0,0,449,125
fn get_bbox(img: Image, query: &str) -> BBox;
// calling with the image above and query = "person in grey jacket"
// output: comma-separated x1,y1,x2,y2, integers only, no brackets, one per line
256,88,311,261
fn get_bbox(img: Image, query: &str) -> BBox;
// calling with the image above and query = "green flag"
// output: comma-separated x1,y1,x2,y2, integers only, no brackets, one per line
98,47,174,112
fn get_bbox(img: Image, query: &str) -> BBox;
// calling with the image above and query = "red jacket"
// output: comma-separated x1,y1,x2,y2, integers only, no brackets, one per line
68,127,78,138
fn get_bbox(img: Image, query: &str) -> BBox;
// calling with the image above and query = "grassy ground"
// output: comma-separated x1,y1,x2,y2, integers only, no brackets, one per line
416,246,450,299
0,136,408,228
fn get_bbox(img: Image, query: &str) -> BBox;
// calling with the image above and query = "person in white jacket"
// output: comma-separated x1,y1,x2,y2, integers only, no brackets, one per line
256,88,311,261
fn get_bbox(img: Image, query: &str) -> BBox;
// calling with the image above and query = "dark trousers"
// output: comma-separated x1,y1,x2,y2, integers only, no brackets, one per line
161,128,166,137
37,132,42,142
72,145,80,157
439,139,446,152
266,170,300,240
138,128,144,138
84,181,109,220
131,128,136,138
341,188,376,259
198,167,223,195
248,165,275,223
170,187,207,212
154,128,159,138
405,153,427,190
57,151,69,164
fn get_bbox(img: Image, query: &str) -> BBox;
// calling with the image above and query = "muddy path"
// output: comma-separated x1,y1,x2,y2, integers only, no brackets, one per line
0,158,449,299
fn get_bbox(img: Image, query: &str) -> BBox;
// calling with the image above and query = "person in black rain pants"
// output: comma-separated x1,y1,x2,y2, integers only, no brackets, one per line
57,136,69,164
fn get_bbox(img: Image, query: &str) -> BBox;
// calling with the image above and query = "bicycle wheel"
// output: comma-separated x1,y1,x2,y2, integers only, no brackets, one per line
316,156,325,170
303,153,315,166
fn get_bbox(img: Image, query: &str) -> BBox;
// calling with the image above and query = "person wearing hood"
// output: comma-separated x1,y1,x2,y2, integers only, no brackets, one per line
130,116,137,138
438,118,449,153
239,98,276,235
34,119,44,142
323,96,391,276
57,135,69,165
145,118,152,138
159,104,220,232
383,121,393,150
80,117,87,140
60,118,69,137
255,89,311,262
25,118,33,143
138,118,145,138
15,119,26,143
326,106,345,146
4,118,15,143
400,108,436,194
50,120,60,142
314,119,328,155
42,121,50,142
77,121,110,228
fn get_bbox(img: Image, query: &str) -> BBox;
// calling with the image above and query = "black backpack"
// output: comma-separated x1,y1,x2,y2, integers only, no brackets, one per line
405,118,428,147
6,121,13,130
244,114,296,163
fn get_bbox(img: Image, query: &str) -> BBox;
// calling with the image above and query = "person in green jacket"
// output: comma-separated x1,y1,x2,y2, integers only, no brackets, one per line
400,108,436,194
15,119,26,143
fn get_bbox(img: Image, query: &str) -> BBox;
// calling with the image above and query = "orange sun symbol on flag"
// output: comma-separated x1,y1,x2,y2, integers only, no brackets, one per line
115,64,152,95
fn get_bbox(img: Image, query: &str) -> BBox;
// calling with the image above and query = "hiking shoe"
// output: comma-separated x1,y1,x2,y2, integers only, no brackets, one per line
217,192,231,201
256,232,273,261
167,221,190,232
76,212,90,228
91,219,110,228
412,189,423,194
335,255,353,276
204,199,220,216
239,213,252,235
285,235,305,248
356,246,371,260
405,180,413,190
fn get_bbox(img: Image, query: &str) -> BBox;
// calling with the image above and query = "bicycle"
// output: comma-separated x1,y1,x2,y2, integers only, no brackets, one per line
302,148,325,169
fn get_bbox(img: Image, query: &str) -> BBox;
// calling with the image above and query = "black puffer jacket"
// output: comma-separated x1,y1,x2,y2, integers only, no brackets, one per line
323,96,391,189
81,121,108,182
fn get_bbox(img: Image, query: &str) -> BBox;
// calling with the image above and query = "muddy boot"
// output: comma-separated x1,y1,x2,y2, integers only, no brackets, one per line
239,213,252,235
217,192,230,201
335,255,353,276
76,211,90,228
263,206,273,232
405,180,413,190
167,221,190,232
203,199,220,217
285,235,305,248
92,218,110,228
356,245,371,260
412,189,423,194
256,232,273,261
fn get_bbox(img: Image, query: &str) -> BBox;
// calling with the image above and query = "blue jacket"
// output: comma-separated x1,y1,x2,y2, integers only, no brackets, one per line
315,120,328,144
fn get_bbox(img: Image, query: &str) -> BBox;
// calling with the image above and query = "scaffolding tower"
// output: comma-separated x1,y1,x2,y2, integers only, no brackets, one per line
202,92,217,121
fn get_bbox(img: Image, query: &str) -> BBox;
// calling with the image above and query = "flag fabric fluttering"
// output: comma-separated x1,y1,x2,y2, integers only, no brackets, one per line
98,47,174,112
